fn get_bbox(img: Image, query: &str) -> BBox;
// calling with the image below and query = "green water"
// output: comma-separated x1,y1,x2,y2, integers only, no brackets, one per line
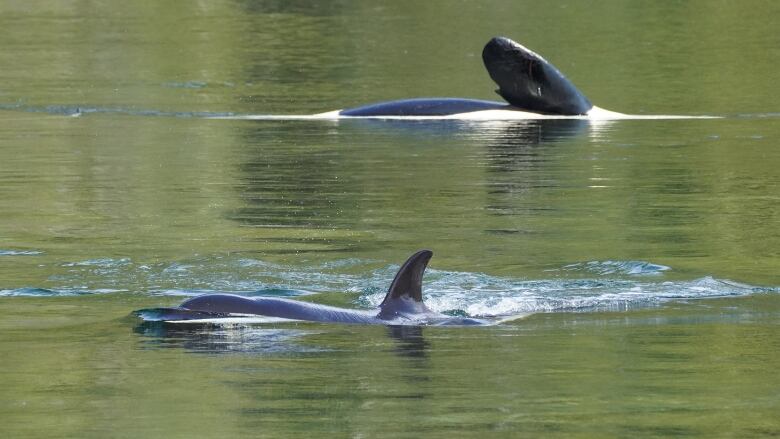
1,1,779,437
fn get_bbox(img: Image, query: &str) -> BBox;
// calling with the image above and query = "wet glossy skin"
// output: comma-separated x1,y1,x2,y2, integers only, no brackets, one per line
338,36,593,117
340,98,512,116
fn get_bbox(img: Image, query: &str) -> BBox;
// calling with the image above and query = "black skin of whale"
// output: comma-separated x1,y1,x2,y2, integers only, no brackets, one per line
339,36,593,117
137,250,487,326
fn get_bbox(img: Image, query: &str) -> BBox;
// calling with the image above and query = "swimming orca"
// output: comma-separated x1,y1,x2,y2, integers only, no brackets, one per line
135,250,492,326
337,36,604,118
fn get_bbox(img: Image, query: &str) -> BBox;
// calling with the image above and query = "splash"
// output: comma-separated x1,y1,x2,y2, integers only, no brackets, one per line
357,266,771,317
423,276,762,316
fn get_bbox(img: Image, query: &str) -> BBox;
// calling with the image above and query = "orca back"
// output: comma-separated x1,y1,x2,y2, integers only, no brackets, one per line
340,98,509,116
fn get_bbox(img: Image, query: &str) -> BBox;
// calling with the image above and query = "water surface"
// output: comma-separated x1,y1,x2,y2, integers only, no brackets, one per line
1,1,779,437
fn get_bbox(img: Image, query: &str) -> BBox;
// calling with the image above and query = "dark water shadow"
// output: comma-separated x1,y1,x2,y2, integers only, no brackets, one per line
386,325,429,359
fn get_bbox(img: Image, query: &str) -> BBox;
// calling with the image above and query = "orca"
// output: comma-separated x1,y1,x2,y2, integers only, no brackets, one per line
335,36,613,119
135,250,504,326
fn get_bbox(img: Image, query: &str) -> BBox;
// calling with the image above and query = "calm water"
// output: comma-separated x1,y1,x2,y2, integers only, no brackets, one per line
1,1,779,438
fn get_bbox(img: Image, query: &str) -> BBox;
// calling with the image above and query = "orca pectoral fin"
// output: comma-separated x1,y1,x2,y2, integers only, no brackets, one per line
482,36,592,115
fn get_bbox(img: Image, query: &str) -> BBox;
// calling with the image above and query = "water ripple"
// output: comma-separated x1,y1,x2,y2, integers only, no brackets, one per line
0,249,43,256
4,255,777,317
560,260,671,276
62,258,132,268
0,287,122,297
0,102,235,118
150,288,311,298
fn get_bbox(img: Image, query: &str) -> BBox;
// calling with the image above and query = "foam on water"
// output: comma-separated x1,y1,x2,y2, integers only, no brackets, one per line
358,267,771,316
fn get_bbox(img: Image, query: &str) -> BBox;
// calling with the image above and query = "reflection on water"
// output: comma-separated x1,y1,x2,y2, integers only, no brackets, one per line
481,118,590,151
482,120,589,222
231,118,590,235
386,325,429,359
233,122,353,231
134,321,323,355
132,320,432,360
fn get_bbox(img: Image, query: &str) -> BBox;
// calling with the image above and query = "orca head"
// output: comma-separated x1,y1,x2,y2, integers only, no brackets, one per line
482,36,593,115
377,250,434,320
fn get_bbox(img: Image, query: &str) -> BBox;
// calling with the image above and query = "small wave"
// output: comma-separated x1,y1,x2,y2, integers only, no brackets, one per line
0,102,235,119
560,260,670,276
150,288,312,297
48,255,365,296
0,287,122,297
62,258,132,268
0,249,43,256
162,80,235,89
742,112,780,119
163,81,208,89
315,258,377,269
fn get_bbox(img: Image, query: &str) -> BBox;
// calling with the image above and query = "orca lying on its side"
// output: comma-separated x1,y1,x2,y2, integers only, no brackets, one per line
135,250,517,326
338,36,595,118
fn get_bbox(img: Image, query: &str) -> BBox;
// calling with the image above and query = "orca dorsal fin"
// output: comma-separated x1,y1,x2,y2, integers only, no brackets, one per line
377,250,433,319
482,36,593,115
